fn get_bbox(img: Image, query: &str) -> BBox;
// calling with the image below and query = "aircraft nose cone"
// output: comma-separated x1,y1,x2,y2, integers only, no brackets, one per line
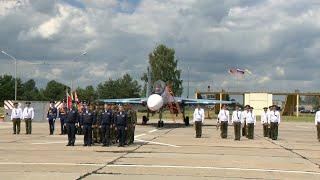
147,94,163,111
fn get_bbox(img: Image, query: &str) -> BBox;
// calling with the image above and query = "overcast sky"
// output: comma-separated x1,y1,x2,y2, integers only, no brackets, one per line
1,0,320,97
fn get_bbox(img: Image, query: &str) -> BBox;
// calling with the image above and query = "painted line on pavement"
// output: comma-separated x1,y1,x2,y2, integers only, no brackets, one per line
135,139,181,148
32,141,69,145
0,162,319,175
107,164,320,175
31,134,147,145
0,162,104,167
134,134,146,138
148,129,158,133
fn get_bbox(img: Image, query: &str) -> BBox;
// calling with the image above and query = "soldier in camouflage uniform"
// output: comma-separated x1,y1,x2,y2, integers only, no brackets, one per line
110,105,118,144
91,104,101,144
125,104,137,145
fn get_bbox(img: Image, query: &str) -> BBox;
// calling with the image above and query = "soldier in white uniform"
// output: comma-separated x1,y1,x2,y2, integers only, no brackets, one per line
268,105,281,140
232,105,242,140
246,106,256,139
22,102,35,134
193,105,205,138
241,105,250,137
11,102,23,134
218,104,230,139
261,107,269,137
315,109,320,142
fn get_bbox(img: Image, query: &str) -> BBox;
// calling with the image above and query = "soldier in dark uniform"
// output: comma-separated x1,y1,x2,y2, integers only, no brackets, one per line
80,102,95,146
47,100,57,135
92,104,101,144
115,105,127,147
66,101,78,146
100,104,113,147
58,100,68,135
76,101,85,135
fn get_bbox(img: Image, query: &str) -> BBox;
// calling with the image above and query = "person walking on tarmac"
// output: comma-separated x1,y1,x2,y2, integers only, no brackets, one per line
193,104,205,138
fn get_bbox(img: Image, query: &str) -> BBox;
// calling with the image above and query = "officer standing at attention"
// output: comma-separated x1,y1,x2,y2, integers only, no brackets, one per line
193,104,204,138
218,104,230,139
246,106,256,139
11,102,22,134
241,105,250,137
66,101,78,146
261,107,269,137
100,104,113,147
58,100,68,135
315,108,320,142
131,106,137,144
111,105,119,144
47,100,57,135
77,101,85,135
125,104,136,145
268,106,272,138
268,105,281,140
115,105,127,147
232,105,242,141
92,104,100,144
80,103,95,146
22,102,34,135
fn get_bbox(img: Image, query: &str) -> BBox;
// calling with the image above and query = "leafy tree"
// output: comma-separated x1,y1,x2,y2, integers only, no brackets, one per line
141,44,183,96
43,80,68,101
0,75,23,105
97,74,141,99
20,79,40,100
303,96,320,109
76,85,97,102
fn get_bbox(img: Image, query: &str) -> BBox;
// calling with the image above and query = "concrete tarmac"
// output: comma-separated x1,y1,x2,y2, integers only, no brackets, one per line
0,120,319,179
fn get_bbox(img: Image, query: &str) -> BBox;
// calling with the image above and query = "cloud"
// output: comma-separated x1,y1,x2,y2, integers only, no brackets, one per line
1,0,320,96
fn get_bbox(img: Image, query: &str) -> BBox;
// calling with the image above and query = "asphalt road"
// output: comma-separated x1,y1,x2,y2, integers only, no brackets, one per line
0,120,319,179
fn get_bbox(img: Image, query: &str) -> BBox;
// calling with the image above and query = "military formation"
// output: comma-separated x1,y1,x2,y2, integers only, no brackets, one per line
45,100,137,147
194,104,282,141
216,104,281,140
60,100,137,147
9,100,320,143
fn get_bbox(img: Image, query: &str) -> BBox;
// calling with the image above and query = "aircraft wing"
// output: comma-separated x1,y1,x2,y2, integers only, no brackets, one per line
98,98,147,105
175,98,235,105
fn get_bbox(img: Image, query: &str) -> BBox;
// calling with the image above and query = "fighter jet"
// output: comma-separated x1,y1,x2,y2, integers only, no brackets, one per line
99,68,234,127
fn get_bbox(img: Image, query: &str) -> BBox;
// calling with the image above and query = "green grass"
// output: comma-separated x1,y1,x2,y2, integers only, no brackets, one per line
137,110,315,123
280,114,315,123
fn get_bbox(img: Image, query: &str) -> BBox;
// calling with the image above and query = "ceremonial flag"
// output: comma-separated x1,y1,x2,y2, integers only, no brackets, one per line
66,90,72,109
74,91,79,103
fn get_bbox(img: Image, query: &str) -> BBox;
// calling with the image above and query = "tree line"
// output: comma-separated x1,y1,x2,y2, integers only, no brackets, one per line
0,44,183,106
0,74,141,106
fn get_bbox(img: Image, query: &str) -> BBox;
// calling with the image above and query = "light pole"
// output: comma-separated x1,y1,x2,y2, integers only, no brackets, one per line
187,66,190,98
1,50,17,101
71,51,87,92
